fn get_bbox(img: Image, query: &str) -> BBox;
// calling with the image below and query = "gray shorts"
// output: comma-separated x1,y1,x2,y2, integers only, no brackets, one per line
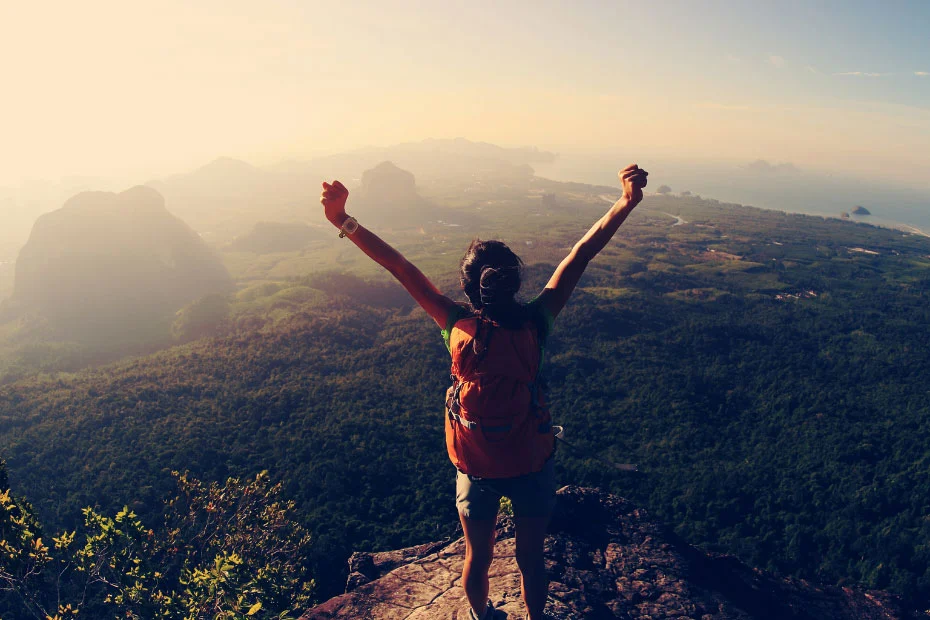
455,459,557,520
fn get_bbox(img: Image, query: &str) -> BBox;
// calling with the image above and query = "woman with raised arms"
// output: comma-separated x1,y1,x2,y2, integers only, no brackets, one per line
319,164,648,620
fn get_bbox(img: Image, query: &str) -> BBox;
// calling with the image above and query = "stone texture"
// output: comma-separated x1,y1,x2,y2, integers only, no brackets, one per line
301,486,913,619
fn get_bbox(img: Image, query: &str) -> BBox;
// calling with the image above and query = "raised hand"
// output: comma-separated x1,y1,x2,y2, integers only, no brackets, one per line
618,164,649,206
320,180,350,226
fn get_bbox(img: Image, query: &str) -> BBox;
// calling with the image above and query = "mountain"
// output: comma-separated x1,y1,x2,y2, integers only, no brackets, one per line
141,140,556,244
146,157,319,243
745,159,800,175
303,486,909,619
8,185,231,339
226,221,328,254
148,157,274,200
309,137,552,184
349,161,435,227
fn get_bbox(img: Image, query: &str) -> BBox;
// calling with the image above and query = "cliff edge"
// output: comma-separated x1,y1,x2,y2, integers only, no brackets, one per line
302,486,910,619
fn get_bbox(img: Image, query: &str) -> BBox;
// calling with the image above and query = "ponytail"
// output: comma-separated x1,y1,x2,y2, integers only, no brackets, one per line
460,239,527,329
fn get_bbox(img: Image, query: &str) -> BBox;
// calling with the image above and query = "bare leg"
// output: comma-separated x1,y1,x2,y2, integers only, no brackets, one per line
459,511,498,617
515,515,550,620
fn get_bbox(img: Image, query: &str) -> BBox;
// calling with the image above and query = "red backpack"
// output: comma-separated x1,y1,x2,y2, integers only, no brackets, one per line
444,310,555,479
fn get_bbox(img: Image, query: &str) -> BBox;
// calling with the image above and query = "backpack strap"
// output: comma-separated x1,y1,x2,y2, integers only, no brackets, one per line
449,411,478,430
447,374,481,431
472,316,495,363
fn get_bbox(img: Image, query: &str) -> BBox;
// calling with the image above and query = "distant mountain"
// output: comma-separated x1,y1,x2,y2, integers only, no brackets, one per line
745,159,800,175
9,185,231,339
349,161,435,227
852,205,872,215
226,221,327,254
141,140,555,243
148,157,272,200
146,158,319,243
309,137,551,183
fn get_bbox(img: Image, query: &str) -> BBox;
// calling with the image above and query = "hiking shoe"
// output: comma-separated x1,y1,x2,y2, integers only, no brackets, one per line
469,599,494,620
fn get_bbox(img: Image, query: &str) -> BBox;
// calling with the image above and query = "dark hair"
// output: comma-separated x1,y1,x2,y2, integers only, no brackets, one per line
460,239,527,328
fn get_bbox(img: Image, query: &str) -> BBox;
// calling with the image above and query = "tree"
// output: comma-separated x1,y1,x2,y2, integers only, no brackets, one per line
0,459,56,619
0,467,314,620
172,293,231,342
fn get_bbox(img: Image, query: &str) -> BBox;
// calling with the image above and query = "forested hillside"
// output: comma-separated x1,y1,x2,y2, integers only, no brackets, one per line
2,183,930,606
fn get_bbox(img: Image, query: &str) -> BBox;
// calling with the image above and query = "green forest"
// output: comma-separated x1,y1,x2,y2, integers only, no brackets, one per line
3,181,930,616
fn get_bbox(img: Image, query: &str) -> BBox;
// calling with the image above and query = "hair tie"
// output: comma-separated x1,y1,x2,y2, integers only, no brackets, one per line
479,265,519,306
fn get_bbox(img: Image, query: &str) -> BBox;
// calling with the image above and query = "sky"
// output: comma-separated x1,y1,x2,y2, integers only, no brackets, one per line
1,0,928,189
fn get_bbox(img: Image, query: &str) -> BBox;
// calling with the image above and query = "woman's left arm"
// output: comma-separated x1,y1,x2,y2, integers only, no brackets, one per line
320,180,458,328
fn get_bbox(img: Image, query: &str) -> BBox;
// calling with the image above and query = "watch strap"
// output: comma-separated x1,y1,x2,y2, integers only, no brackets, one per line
338,216,358,238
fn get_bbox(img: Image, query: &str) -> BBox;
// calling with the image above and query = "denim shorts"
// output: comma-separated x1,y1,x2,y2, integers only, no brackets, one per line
455,459,556,520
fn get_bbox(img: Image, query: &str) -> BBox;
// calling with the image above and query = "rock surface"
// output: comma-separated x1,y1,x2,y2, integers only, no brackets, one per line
302,486,911,619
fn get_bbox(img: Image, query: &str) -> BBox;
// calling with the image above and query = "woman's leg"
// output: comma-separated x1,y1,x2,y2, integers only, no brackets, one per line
514,515,550,620
459,511,498,617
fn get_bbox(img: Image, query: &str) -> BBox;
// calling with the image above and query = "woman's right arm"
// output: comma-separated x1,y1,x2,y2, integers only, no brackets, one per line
320,180,458,329
537,164,648,319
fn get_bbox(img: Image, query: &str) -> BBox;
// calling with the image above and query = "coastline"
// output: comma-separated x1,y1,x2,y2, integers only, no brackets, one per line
532,157,930,235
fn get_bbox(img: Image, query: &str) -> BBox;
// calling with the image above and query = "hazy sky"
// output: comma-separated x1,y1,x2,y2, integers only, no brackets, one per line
2,0,928,188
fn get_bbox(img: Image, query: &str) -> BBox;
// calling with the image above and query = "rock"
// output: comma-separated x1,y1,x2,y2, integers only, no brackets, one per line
301,487,908,619
350,162,433,227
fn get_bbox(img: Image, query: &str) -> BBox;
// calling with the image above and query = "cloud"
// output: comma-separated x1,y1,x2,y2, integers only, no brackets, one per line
726,55,741,64
834,71,885,77
768,55,785,68
916,71,929,77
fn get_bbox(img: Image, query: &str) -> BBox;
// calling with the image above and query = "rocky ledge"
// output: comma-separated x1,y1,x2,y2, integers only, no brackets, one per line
301,486,912,619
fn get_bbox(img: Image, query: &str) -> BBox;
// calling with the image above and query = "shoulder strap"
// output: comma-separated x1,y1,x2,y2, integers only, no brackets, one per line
441,305,469,352
472,317,495,363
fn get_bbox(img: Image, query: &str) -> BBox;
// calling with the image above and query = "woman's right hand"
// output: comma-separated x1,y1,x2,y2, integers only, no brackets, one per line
619,164,649,206
320,180,350,227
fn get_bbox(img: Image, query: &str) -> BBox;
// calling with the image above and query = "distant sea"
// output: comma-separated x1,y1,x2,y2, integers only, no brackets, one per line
533,155,930,236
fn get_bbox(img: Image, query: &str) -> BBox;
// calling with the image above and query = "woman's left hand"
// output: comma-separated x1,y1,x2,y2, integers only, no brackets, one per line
320,180,350,226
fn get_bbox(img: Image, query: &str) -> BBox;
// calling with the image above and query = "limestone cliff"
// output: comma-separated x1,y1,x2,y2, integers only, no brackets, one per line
302,486,910,619
350,162,433,228
9,186,231,338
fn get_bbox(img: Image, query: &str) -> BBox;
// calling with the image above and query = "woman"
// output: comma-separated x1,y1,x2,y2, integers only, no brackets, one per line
320,164,648,620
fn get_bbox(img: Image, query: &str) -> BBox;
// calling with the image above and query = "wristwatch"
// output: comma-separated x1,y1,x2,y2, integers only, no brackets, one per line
338,216,359,238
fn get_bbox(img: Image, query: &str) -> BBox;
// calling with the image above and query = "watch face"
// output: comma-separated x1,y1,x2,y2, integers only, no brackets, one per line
344,218,359,233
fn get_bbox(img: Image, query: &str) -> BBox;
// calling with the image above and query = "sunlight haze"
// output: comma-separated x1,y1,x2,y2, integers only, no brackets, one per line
1,0,928,188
